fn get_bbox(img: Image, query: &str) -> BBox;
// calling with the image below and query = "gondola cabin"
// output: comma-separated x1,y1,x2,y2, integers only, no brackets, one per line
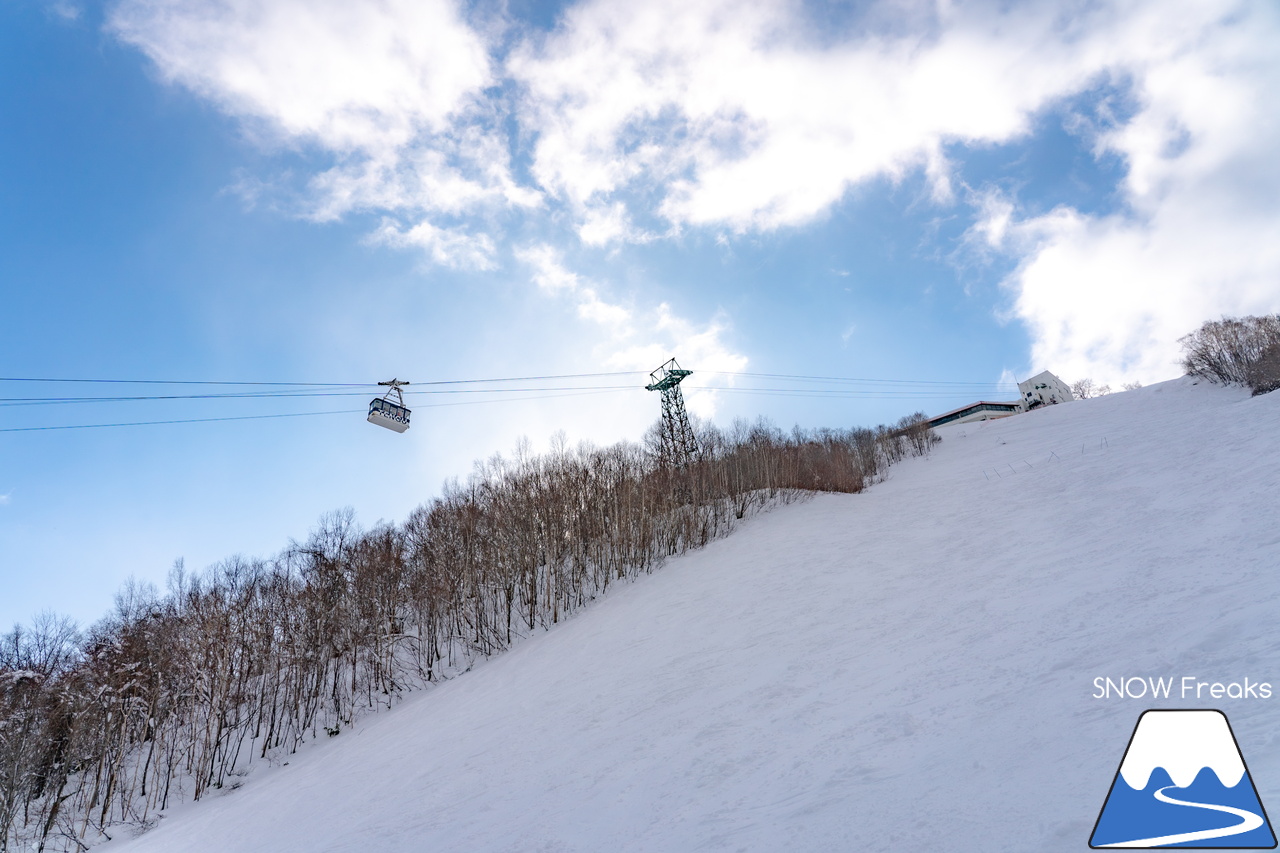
368,379,411,433
367,397,410,432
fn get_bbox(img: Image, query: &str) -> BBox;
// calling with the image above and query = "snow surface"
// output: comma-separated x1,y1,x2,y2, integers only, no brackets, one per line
104,378,1280,852
1119,710,1245,789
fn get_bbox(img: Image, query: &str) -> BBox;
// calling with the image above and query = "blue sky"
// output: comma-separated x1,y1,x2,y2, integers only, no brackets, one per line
2,0,1278,629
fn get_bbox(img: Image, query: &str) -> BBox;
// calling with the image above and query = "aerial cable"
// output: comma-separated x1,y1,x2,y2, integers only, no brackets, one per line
0,370,1017,388
0,371,645,387
0,377,368,387
0,390,371,406
0,384,640,407
0,383,1015,408
0,409,365,432
0,384,1007,414
0,365,1023,432
0,389,634,433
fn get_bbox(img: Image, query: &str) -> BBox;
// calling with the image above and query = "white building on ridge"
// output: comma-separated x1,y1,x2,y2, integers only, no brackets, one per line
1018,370,1073,409
926,370,1074,429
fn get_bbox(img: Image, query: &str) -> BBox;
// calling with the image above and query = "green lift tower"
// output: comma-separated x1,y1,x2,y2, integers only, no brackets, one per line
645,358,699,465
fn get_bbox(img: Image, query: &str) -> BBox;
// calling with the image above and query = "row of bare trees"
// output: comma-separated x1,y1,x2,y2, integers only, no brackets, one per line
0,414,937,852
1180,314,1280,394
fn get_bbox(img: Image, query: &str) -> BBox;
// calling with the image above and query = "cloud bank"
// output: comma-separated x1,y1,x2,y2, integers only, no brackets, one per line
974,2,1280,383
108,0,1280,384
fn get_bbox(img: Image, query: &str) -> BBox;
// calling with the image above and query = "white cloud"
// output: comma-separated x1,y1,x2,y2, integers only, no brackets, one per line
109,0,530,256
303,127,543,223
510,0,1280,384
577,202,653,247
509,0,1126,232
0,492,11,507
519,244,582,294
516,244,635,335
602,303,747,418
516,245,746,415
50,2,81,22
575,289,632,329
971,1,1280,384
110,0,491,153
107,0,1280,387
370,218,497,270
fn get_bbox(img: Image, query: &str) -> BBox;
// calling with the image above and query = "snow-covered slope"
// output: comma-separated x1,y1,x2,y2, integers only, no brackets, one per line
106,378,1280,852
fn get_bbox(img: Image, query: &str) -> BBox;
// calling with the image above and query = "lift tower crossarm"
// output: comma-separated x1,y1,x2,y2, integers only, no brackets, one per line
645,363,693,392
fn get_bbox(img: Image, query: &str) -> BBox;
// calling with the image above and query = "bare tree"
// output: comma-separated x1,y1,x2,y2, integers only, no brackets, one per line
1243,343,1280,395
1179,314,1280,386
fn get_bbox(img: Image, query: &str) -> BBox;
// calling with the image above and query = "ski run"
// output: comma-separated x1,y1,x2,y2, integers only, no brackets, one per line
104,377,1280,852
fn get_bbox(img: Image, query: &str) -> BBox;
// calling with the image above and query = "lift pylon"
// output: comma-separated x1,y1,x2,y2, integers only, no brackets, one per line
645,359,698,465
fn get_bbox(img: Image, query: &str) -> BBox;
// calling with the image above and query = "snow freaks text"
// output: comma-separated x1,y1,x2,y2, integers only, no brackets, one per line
1093,677,1273,700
